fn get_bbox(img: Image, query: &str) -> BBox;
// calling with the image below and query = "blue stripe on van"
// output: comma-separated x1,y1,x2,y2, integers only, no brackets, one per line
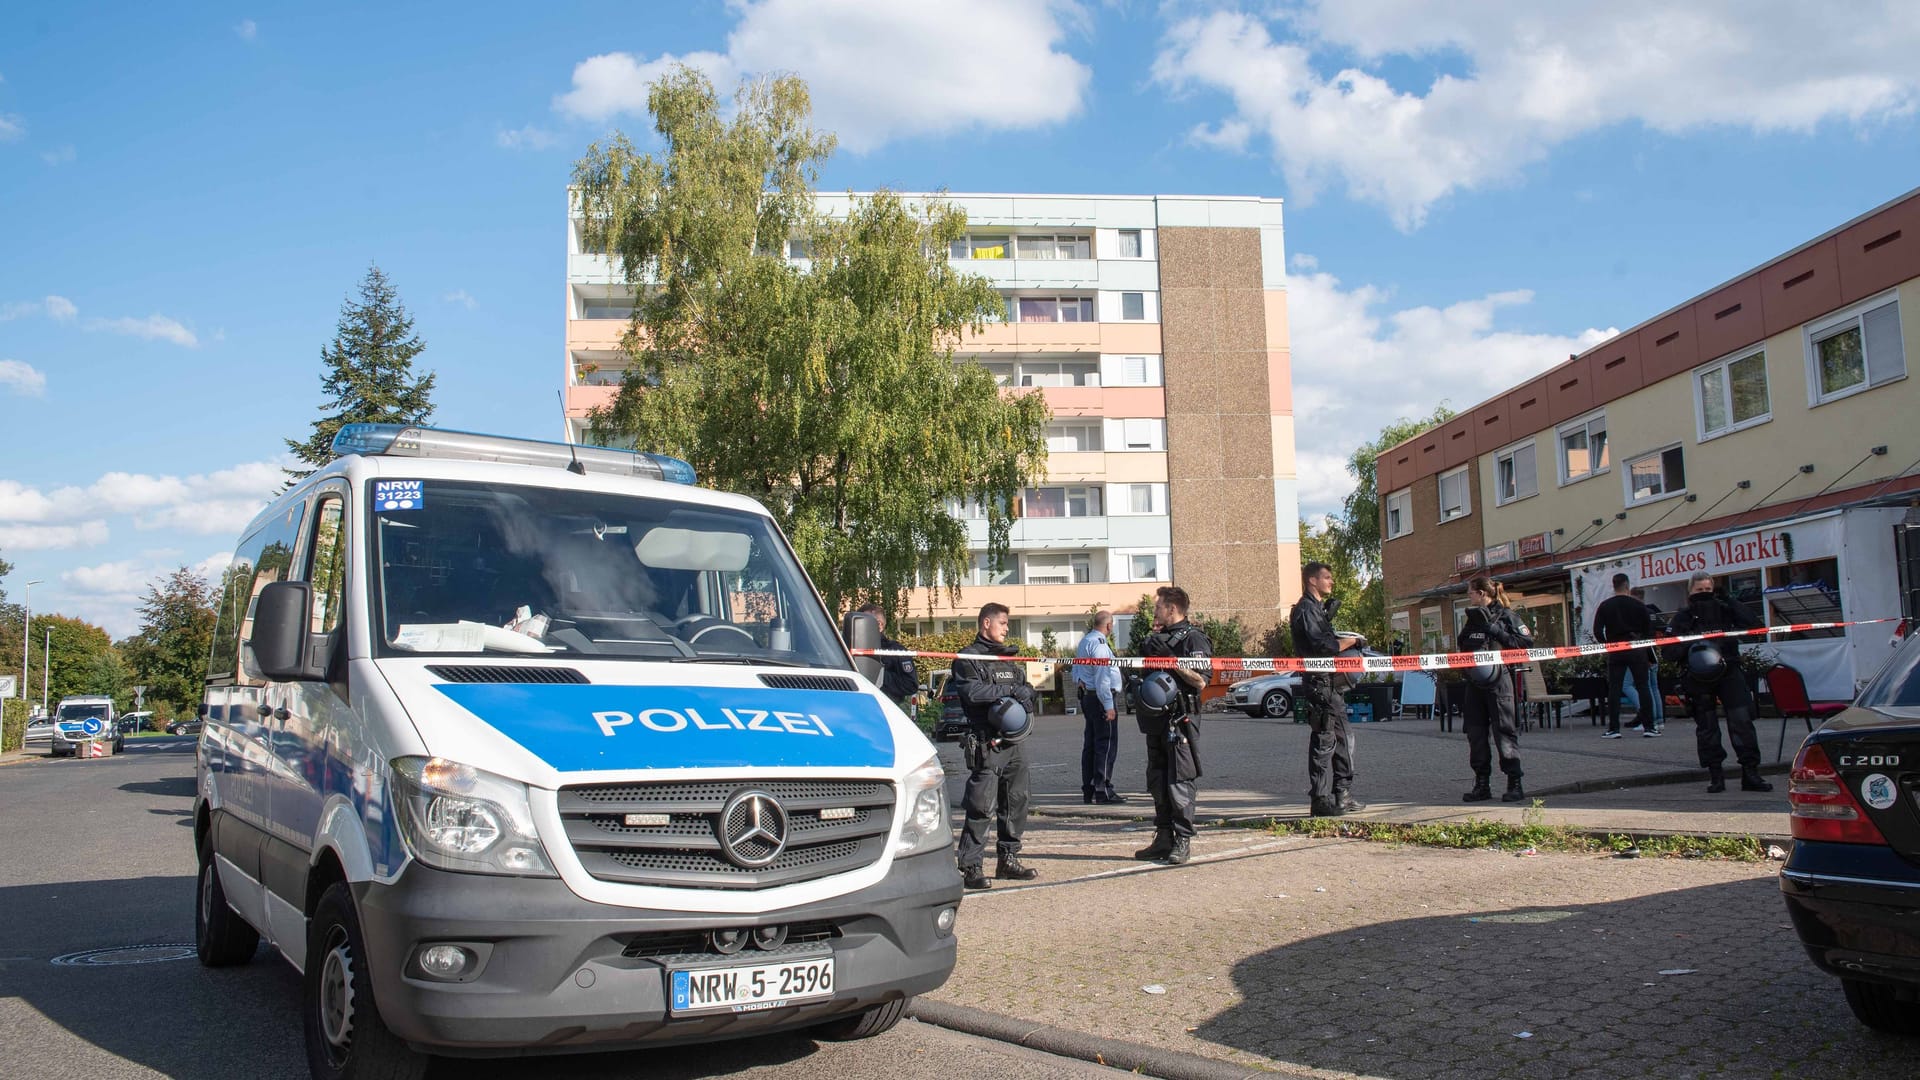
430,684,897,772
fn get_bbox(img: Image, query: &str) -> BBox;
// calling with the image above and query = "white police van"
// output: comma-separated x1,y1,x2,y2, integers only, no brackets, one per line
192,425,959,1080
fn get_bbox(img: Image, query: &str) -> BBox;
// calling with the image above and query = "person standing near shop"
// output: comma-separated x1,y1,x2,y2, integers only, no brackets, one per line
1666,571,1772,794
1634,589,1668,733
1592,574,1659,739
951,603,1042,889
1291,561,1364,817
1074,610,1126,805
1134,586,1211,864
1458,575,1534,802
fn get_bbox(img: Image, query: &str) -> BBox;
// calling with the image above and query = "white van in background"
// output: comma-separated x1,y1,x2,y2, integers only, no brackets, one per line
193,424,960,1080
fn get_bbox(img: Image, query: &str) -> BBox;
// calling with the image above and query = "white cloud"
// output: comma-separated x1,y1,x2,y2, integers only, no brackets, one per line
1,295,77,322
554,0,1093,152
0,461,281,539
235,19,258,41
0,113,22,141
40,144,75,166
88,313,199,347
495,124,560,151
0,359,46,396
45,295,76,321
443,289,479,309
0,521,109,551
192,551,234,586
1286,261,1616,516
1155,2,1920,229
62,559,153,596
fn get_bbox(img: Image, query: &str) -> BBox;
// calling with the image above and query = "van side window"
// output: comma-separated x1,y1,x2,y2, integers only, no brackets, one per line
308,495,347,637
206,502,308,684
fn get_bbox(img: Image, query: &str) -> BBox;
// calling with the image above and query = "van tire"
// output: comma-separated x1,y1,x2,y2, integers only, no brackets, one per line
305,883,429,1080
195,849,259,967
812,997,909,1041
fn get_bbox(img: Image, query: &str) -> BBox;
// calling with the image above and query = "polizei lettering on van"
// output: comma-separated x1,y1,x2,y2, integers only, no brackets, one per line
433,683,896,771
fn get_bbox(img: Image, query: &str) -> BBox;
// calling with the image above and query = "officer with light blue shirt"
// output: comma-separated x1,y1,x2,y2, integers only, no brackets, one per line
1075,610,1127,804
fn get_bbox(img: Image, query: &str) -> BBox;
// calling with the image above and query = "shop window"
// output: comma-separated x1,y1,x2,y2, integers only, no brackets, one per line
1385,489,1412,540
1438,466,1471,521
1765,558,1844,641
1697,349,1770,439
1419,607,1443,654
1558,411,1609,484
1808,293,1905,405
1495,442,1537,505
1625,445,1686,504
1390,611,1411,652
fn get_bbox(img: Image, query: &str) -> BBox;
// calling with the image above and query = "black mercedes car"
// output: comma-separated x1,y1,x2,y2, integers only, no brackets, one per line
1781,628,1920,1034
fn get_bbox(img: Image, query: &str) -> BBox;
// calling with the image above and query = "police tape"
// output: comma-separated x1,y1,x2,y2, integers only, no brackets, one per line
854,617,1907,676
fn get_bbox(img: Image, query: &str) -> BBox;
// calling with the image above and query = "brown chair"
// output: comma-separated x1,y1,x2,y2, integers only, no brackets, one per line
1520,667,1572,729
1765,663,1847,762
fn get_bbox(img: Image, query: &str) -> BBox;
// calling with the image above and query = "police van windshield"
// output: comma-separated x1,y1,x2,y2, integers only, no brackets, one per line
372,479,849,670
58,703,111,721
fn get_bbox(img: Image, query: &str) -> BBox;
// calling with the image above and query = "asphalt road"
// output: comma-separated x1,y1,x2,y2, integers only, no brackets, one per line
0,740,1107,1080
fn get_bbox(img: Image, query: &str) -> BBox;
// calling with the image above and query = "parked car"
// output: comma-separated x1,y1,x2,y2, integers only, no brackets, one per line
1228,672,1301,718
120,711,161,733
49,695,123,756
1780,629,1920,1034
166,717,204,736
24,716,54,748
933,671,969,741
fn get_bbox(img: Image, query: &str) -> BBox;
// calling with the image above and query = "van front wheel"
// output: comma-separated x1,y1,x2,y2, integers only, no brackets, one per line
812,997,908,1041
304,884,429,1080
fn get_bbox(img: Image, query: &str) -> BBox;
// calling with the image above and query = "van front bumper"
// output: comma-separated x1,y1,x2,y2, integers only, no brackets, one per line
355,850,962,1054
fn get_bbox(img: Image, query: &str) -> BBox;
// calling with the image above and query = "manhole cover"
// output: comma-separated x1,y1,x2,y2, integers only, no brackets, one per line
1466,911,1577,925
51,944,196,967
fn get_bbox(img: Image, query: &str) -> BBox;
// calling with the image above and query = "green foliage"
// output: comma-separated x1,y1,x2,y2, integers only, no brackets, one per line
914,696,942,735
123,567,218,720
574,67,1049,619
1126,594,1153,654
1299,517,1389,649
1119,591,1247,657
0,610,123,708
1039,627,1059,658
286,264,436,483
1327,405,1458,580
2,698,24,753
1265,815,1765,861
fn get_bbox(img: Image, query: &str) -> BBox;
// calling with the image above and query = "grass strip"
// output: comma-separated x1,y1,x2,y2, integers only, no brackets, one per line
1262,803,1766,862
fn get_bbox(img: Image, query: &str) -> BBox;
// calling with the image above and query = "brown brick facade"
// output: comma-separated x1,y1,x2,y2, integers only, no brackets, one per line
1380,468,1484,641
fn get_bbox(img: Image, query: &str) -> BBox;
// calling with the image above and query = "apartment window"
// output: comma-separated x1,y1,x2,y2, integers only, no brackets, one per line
1120,418,1162,451
1022,486,1102,518
1558,411,1609,483
1115,483,1166,515
1625,445,1686,504
1015,234,1092,260
977,359,1016,387
1121,292,1145,320
1697,349,1771,438
787,237,810,260
1384,489,1412,540
1438,466,1471,522
1017,359,1100,387
1116,229,1143,258
967,552,1020,586
1121,356,1153,385
580,298,635,320
1808,293,1905,405
1494,442,1538,505
1046,422,1103,452
1016,296,1096,323
1025,552,1093,585
1128,552,1169,581
950,234,1010,260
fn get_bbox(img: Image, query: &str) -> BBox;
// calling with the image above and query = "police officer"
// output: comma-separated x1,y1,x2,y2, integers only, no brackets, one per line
1291,561,1364,817
951,602,1041,890
1134,585,1212,865
855,602,919,709
1457,575,1533,803
1666,571,1772,794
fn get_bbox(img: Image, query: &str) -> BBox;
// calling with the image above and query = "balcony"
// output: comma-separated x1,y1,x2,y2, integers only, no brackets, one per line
902,580,1144,620
564,384,619,418
1027,385,1166,418
960,515,1171,548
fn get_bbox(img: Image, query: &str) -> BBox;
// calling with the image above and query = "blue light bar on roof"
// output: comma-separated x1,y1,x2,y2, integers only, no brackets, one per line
331,424,696,484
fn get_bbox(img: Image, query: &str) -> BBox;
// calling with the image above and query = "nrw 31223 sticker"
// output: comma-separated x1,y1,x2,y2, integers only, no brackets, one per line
374,479,425,511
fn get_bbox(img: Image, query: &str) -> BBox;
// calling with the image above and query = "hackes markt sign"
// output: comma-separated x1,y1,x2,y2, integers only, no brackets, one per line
1638,529,1786,580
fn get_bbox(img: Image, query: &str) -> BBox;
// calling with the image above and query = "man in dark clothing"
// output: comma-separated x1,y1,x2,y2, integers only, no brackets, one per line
1666,571,1771,794
950,602,1041,889
855,603,919,709
1135,585,1212,865
1290,561,1365,817
1591,573,1659,739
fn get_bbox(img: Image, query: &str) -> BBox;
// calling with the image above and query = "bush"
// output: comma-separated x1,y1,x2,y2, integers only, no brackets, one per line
2,699,25,754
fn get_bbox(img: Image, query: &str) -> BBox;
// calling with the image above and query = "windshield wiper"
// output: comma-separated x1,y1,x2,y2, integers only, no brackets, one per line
665,655,815,668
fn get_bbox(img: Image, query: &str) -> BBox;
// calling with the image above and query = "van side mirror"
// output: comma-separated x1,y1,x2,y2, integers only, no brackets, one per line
252,581,319,681
842,611,885,686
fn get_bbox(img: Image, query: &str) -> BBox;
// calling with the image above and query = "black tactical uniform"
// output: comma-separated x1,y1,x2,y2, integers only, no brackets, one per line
874,630,919,708
1290,594,1356,815
1136,620,1211,863
1667,592,1771,792
950,633,1039,884
1457,604,1532,802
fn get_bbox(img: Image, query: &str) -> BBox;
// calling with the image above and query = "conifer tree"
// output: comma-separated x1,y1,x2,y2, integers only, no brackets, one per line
286,265,435,483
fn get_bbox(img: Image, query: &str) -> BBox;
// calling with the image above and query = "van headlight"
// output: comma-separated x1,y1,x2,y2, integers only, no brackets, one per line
893,755,951,858
391,757,556,876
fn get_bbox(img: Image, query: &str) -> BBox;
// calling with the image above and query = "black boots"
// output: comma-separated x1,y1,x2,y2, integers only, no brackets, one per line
1162,837,1191,865
1134,830,1174,861
1707,766,1726,794
1502,776,1525,803
1337,791,1365,813
1740,765,1774,792
1463,777,1493,803
995,854,1039,881
1309,800,1345,817
961,865,992,890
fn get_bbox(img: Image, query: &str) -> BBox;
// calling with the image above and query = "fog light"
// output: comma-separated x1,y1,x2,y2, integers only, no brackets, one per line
934,907,957,936
419,944,474,979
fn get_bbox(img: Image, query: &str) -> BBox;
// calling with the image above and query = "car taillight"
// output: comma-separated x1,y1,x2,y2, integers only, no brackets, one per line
1789,742,1889,845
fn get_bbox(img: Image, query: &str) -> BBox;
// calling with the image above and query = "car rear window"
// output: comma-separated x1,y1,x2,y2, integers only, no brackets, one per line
1857,634,1920,708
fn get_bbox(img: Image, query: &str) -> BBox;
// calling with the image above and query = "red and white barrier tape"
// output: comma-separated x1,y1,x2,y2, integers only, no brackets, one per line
854,617,1906,675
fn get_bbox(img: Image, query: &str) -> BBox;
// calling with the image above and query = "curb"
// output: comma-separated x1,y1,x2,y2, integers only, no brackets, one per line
1529,760,1790,797
909,998,1320,1080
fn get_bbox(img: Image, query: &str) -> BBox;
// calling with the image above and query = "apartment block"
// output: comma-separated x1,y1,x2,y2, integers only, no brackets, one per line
1379,187,1920,699
564,192,1300,648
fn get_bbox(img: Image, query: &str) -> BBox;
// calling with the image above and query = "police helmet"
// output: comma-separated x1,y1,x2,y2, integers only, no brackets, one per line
1137,671,1183,712
1687,641,1728,681
989,697,1031,744
1466,662,1504,688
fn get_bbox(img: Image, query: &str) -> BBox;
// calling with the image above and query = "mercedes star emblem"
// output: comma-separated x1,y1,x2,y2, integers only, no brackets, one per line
718,790,789,869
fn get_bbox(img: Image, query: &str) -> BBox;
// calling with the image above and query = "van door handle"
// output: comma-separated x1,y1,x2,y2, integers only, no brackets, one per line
257,704,273,718
273,709,290,721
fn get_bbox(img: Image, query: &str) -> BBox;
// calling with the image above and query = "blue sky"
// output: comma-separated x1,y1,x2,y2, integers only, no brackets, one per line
3,0,1918,634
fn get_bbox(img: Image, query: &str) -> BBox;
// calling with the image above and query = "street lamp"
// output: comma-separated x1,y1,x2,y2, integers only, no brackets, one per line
20,579,41,704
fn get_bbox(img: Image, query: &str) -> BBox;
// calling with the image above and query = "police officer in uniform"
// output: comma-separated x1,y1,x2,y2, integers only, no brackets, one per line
1666,571,1772,794
1457,575,1533,803
855,602,919,709
1134,585,1212,865
1291,561,1364,817
951,602,1041,890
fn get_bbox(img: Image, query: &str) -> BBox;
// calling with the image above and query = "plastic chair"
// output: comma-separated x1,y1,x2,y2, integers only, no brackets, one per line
1766,663,1847,762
